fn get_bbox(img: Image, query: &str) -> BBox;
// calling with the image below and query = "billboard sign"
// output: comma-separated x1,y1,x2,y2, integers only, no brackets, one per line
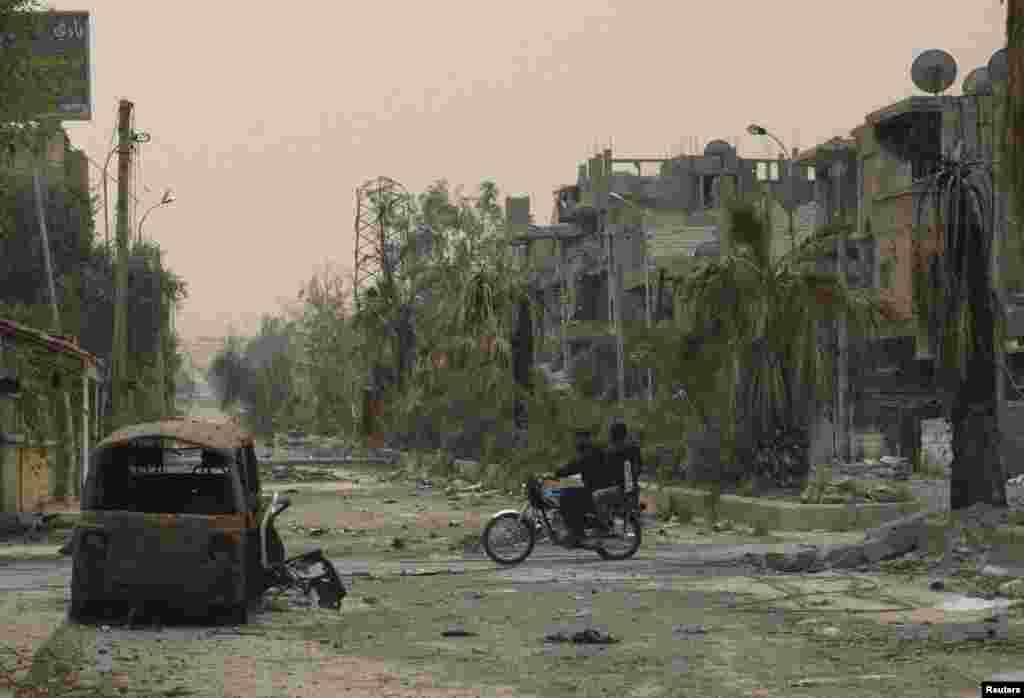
7,11,93,121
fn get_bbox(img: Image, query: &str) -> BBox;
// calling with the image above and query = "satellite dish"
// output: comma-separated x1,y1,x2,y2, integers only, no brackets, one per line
988,47,1008,84
911,49,958,95
963,67,993,96
703,139,735,157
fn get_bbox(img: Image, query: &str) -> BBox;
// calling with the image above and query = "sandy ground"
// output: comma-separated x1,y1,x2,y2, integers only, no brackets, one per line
1,462,1023,697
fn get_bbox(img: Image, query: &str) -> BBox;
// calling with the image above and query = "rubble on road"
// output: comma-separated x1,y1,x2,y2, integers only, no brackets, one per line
761,512,931,573
543,628,620,645
0,512,60,543
758,504,1024,582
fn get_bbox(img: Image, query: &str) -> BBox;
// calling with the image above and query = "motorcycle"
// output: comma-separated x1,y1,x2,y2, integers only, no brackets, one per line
481,476,643,565
259,491,348,610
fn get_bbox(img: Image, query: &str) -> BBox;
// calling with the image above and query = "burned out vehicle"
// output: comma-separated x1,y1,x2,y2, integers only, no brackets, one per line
70,418,345,624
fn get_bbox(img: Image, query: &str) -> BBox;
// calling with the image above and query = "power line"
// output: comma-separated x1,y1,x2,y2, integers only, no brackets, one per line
82,154,144,205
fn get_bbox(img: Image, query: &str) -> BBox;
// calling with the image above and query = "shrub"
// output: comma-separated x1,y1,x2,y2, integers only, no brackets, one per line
800,463,832,504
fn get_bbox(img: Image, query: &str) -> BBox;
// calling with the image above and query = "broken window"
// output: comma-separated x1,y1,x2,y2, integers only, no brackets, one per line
87,440,241,515
756,162,768,182
702,175,718,208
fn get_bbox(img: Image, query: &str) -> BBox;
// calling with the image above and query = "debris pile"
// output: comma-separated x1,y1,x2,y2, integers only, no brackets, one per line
0,512,59,543
800,477,910,505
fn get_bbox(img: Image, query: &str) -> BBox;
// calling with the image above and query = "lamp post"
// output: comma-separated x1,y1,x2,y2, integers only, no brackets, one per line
609,191,654,402
747,124,797,252
137,188,175,416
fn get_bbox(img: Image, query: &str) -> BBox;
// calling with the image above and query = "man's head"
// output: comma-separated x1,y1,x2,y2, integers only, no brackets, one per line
573,428,593,452
609,419,628,445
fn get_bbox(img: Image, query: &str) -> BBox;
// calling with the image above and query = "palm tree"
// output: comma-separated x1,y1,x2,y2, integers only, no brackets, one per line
673,199,895,487
914,153,1008,510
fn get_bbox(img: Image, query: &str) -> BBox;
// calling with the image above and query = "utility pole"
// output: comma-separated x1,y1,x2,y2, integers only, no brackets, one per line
833,157,849,462
110,99,134,431
32,123,77,498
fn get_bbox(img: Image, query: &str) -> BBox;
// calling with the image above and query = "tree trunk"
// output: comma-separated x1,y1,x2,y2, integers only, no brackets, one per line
949,199,1008,510
511,297,533,431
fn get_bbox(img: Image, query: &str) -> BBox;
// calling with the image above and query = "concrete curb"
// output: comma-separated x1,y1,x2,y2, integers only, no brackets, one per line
652,486,923,532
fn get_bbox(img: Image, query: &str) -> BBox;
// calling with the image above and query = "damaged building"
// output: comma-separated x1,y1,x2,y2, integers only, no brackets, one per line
796,89,1024,477
507,142,819,400
509,79,1024,478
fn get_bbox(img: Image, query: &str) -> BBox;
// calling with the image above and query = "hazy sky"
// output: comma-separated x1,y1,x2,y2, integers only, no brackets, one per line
60,1,1007,340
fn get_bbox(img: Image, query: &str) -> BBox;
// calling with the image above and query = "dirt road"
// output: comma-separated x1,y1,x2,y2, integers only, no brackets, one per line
1,461,1022,698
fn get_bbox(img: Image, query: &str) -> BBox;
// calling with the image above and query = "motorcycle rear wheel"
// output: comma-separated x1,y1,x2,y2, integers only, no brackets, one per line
482,512,536,565
596,511,642,560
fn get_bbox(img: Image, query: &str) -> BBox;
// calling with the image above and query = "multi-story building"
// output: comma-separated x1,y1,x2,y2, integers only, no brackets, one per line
508,143,820,400
797,90,1024,475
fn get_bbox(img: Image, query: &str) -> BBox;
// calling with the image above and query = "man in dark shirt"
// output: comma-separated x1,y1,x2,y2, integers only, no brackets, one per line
594,421,642,528
542,428,617,548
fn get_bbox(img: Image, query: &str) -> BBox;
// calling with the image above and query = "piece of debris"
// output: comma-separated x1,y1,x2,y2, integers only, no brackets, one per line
672,624,708,636
442,626,477,638
544,629,619,645
383,498,398,504
999,579,1024,598
929,579,946,591
308,528,326,537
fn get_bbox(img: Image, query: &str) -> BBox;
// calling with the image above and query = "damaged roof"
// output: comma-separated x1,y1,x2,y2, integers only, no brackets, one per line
97,417,253,451
0,318,101,368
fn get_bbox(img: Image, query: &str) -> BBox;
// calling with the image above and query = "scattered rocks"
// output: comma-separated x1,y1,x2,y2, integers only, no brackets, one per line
672,624,708,636
543,628,619,645
999,579,1024,599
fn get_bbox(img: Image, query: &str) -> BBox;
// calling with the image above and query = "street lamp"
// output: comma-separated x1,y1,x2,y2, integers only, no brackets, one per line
748,123,797,252
136,187,175,417
138,188,175,243
609,191,654,402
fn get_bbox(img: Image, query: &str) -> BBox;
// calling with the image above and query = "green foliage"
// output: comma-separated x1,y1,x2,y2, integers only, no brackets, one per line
655,491,693,524
672,201,891,485
0,2,64,154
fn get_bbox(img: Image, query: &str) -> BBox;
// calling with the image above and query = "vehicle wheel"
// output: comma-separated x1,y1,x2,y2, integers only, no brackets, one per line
597,511,642,560
482,512,535,565
68,597,89,623
213,603,248,626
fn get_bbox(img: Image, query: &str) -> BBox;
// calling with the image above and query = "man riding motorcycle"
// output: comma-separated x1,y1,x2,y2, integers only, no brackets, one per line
593,420,642,529
540,424,633,548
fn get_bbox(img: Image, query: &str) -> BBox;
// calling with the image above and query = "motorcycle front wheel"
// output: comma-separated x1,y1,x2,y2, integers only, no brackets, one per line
482,512,536,565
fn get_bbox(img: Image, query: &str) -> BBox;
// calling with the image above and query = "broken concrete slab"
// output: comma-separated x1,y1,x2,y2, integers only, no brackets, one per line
656,485,923,532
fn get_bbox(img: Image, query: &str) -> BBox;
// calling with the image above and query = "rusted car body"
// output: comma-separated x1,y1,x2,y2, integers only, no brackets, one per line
71,418,272,623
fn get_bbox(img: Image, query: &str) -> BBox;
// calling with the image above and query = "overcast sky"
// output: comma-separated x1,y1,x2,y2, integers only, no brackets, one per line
60,1,1007,340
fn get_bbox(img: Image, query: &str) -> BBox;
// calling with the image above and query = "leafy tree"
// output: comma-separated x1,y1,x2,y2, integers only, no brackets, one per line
0,1,64,154
295,266,362,437
207,334,250,410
